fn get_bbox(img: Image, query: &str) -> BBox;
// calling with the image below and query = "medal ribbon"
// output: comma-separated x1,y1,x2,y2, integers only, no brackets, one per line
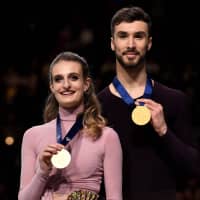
112,75,153,106
56,114,83,145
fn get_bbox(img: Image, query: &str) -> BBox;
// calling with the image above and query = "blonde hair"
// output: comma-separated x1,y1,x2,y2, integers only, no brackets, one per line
43,51,106,139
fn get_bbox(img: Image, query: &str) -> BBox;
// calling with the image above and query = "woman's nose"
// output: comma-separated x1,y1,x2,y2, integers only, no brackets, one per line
63,79,70,88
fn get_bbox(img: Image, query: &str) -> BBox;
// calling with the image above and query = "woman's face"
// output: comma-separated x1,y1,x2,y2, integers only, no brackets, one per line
50,60,90,110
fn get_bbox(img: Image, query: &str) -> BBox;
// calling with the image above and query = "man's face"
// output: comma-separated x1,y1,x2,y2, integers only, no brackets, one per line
111,21,152,70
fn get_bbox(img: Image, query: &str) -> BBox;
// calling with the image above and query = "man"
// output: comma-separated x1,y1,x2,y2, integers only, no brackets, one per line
98,6,199,200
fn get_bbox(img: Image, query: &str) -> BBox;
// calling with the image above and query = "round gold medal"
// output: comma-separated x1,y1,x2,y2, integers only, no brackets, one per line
131,106,151,126
51,149,71,169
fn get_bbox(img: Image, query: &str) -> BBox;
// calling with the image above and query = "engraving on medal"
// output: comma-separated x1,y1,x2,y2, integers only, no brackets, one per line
51,148,71,169
131,106,151,126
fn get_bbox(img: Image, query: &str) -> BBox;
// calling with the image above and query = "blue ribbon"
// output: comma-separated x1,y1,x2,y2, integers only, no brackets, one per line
112,75,153,107
56,114,83,145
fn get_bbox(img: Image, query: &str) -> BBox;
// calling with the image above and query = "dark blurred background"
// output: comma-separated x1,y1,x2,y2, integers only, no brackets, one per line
0,0,200,199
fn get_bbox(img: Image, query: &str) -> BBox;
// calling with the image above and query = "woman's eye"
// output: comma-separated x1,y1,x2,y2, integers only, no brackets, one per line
135,34,144,39
54,76,63,82
70,75,79,81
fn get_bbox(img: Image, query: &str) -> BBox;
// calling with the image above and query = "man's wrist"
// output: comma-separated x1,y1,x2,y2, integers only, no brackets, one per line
158,126,167,137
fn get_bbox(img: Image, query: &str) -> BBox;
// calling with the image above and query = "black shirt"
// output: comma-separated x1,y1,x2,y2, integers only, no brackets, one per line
98,81,199,200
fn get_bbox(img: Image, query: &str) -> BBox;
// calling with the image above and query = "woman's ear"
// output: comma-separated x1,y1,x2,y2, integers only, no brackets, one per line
84,77,91,92
50,83,54,93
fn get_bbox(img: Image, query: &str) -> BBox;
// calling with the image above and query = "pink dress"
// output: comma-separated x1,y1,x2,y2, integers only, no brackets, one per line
18,106,122,200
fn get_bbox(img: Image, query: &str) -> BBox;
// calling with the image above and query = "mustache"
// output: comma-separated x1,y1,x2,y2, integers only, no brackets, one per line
123,48,139,55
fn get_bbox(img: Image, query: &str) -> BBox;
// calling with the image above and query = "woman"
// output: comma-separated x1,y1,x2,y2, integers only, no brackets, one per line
18,51,122,200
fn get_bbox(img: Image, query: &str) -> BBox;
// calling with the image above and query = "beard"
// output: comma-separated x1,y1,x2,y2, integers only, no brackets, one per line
115,50,146,70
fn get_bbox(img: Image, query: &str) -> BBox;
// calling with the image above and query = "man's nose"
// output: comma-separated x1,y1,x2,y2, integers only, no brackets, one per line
127,37,136,48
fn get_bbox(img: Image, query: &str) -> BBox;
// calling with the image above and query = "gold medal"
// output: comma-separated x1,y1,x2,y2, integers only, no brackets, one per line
131,106,151,126
51,149,71,169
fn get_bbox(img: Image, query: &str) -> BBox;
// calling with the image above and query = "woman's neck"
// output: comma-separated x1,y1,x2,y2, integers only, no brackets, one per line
59,104,84,121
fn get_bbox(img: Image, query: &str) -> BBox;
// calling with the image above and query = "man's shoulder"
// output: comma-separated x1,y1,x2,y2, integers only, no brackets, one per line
97,86,110,100
98,86,109,95
154,81,186,98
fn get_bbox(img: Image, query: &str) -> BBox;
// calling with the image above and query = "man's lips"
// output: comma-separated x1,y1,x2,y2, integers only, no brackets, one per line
125,52,137,59
123,51,138,55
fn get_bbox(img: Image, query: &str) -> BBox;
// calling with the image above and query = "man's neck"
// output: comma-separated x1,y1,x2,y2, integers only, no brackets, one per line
110,66,148,99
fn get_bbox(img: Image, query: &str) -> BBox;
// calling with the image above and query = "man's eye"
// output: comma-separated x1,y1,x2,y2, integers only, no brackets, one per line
134,32,146,39
118,33,127,38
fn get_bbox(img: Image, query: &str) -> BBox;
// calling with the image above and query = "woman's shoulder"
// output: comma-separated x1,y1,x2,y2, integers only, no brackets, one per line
23,119,56,138
101,126,120,141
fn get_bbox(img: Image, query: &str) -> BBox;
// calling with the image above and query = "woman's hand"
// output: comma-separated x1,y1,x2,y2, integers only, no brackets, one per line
39,143,64,173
